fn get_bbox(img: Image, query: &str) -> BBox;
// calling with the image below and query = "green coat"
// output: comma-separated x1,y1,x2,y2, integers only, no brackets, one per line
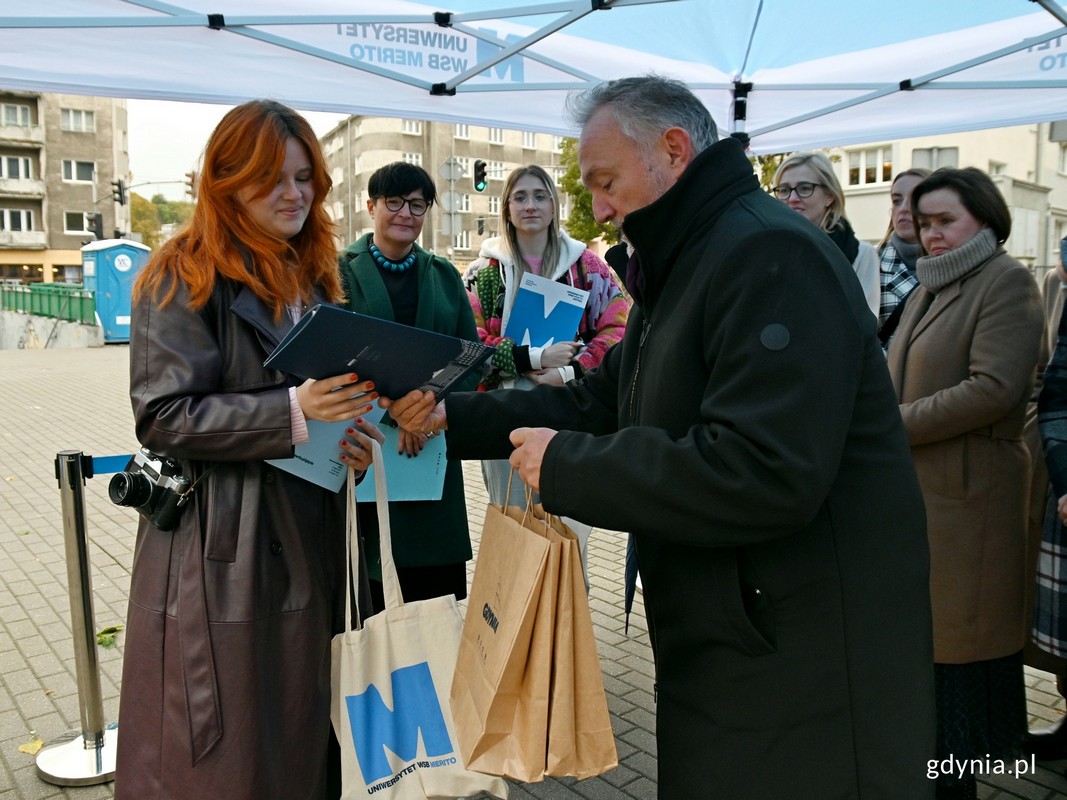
340,234,479,578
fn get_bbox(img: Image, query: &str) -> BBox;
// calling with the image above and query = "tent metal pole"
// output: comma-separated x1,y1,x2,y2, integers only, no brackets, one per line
1031,0,1067,28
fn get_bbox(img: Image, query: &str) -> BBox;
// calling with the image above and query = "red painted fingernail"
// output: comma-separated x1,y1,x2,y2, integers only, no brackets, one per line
346,428,355,434
366,382,375,390
350,374,359,382
339,453,347,461
339,440,347,447
356,417,363,424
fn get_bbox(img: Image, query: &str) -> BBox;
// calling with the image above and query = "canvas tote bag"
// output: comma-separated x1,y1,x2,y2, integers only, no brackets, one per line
330,440,508,800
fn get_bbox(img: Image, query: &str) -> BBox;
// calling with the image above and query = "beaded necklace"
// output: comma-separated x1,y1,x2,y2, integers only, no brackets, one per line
369,241,417,273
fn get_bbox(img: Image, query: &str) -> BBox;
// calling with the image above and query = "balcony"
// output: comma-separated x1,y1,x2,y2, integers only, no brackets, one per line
0,230,47,249
0,123,44,145
0,177,45,198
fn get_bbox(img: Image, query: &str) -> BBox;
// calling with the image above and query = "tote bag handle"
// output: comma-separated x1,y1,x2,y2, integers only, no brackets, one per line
343,438,404,633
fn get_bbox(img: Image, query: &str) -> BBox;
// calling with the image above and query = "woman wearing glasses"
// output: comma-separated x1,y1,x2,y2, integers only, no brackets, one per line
339,161,480,610
772,151,880,319
464,164,629,506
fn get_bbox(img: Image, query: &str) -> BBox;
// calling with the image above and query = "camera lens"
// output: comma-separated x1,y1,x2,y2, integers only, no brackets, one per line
108,471,155,508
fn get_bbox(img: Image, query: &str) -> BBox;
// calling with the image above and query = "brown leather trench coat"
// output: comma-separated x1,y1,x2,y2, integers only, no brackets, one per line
116,277,365,799
888,250,1044,664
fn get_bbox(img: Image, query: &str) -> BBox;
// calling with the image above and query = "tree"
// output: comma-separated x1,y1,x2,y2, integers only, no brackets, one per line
557,137,617,245
151,193,194,227
130,192,162,250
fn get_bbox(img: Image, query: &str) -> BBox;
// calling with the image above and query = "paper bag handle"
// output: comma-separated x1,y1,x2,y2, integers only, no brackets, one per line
344,438,404,632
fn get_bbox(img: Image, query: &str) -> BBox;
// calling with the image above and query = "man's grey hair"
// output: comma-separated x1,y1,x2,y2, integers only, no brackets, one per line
566,75,718,154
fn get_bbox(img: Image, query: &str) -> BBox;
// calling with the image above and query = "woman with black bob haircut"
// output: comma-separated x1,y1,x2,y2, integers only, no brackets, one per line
339,160,481,611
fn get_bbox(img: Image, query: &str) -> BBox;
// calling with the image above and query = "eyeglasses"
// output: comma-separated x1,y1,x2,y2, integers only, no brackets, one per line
381,196,429,216
772,182,825,200
509,191,552,207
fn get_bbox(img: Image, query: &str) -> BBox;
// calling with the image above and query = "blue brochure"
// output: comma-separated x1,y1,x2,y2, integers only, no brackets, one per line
355,408,447,503
502,272,589,347
267,419,350,492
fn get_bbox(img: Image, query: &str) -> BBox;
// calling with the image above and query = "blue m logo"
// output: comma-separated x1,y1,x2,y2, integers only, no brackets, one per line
345,662,453,784
476,30,525,82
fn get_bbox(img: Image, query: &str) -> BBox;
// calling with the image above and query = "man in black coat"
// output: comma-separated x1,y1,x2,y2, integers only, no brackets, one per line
385,76,936,798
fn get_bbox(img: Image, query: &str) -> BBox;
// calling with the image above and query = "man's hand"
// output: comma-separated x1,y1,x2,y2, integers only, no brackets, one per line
1058,493,1067,525
509,427,558,492
379,389,446,434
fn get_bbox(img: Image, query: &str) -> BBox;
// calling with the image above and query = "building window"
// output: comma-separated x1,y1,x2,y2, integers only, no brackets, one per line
0,208,33,231
454,230,471,250
847,148,892,186
559,195,569,222
1059,144,1067,174
454,124,470,139
402,119,422,135
456,156,471,176
988,160,1007,176
64,211,92,234
490,160,505,182
488,127,504,144
522,131,537,149
553,136,565,152
488,196,500,215
1,156,31,179
61,108,95,133
1,103,30,127
62,160,95,183
912,147,958,171
401,152,422,167
458,193,471,213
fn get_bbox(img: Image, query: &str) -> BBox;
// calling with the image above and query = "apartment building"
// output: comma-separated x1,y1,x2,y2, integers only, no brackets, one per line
826,122,1067,269
0,91,129,284
320,116,567,269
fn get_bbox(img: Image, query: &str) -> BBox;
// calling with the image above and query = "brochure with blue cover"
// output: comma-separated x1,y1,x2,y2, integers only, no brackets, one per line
503,272,589,347
264,304,493,401
267,409,447,498
355,408,447,502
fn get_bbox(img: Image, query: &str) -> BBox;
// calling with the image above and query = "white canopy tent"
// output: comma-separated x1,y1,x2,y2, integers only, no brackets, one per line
3,0,1067,153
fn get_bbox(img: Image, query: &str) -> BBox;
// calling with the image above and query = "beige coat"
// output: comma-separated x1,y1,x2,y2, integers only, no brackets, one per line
888,249,1043,664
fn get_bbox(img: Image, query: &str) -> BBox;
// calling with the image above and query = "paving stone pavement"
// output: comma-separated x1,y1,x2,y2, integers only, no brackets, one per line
0,345,1065,799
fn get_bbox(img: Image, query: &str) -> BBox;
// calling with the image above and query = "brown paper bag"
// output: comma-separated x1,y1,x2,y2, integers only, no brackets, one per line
450,501,561,782
531,506,619,779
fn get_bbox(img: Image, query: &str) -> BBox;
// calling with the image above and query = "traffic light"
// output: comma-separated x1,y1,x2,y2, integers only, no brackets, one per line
111,178,127,205
185,170,198,200
473,159,487,192
89,213,104,240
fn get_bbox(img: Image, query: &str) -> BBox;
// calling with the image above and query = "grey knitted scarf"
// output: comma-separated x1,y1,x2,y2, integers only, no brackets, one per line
889,233,922,271
915,227,997,292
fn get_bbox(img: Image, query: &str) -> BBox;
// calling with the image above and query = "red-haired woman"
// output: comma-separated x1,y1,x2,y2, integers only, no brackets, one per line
115,100,380,799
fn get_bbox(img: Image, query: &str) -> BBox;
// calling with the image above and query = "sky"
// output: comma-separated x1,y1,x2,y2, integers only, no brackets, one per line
126,99,347,202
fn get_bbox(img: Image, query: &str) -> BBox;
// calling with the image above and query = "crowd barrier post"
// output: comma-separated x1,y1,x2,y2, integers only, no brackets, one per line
35,450,120,786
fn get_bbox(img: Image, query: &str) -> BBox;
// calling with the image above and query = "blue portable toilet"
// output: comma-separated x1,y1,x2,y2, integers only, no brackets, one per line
81,239,151,343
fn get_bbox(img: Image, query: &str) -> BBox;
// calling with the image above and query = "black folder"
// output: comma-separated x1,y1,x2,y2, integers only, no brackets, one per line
263,304,493,400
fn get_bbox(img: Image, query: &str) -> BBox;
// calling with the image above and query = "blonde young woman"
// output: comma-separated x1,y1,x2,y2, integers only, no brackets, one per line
464,164,629,506
773,151,880,319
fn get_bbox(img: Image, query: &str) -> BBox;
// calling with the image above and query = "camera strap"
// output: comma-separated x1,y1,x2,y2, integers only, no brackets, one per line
178,463,218,506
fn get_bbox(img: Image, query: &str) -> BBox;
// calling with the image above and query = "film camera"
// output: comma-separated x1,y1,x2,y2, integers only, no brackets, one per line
108,448,191,532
